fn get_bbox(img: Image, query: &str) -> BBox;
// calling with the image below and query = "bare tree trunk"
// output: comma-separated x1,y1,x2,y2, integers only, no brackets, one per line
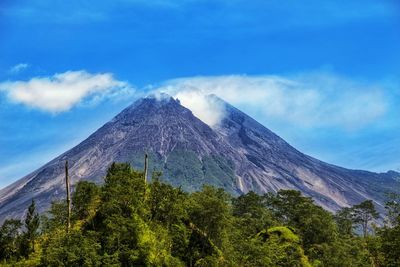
65,160,71,233
144,154,148,184
363,219,368,237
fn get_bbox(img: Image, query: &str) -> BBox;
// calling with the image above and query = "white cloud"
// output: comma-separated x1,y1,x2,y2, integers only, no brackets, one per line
156,73,388,129
0,70,134,112
8,63,30,74
147,90,225,127
175,90,225,127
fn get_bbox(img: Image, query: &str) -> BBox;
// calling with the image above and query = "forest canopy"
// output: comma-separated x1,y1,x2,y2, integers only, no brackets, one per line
0,163,399,266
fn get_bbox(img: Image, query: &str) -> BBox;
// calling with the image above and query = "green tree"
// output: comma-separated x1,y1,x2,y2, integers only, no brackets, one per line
3,162,395,267
248,226,312,267
265,190,337,250
385,192,400,226
0,219,22,261
189,185,231,248
72,181,100,221
185,186,231,265
314,238,372,267
232,191,275,236
24,199,40,254
148,177,188,227
42,201,68,233
352,200,379,237
379,224,400,267
377,193,400,267
91,163,181,266
41,229,101,267
92,163,147,264
147,176,191,261
100,162,146,218
334,207,354,237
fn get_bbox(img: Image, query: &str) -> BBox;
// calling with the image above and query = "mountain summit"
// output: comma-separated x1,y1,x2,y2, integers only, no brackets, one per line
0,95,399,221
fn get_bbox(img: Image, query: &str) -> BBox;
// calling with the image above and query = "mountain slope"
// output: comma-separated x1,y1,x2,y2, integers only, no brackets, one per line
215,98,399,210
0,95,399,221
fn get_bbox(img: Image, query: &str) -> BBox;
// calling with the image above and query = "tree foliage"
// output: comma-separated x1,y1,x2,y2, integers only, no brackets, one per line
352,200,379,237
21,199,40,257
0,162,398,266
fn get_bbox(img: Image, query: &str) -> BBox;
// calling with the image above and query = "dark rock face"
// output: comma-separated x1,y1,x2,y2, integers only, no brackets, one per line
0,95,399,222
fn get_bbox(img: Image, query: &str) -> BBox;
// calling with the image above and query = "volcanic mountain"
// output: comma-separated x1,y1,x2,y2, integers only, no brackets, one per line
0,94,399,221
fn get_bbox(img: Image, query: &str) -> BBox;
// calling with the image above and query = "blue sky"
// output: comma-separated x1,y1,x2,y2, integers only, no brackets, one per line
0,0,399,188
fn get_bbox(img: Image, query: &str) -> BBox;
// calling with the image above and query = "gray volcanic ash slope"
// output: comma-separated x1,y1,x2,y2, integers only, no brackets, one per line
0,95,399,221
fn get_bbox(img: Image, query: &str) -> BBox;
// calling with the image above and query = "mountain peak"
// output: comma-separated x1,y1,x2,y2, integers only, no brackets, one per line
112,93,185,123
145,92,175,102
133,93,177,108
0,95,399,223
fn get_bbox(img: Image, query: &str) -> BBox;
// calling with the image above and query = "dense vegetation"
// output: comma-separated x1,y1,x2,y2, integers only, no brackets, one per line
0,163,399,266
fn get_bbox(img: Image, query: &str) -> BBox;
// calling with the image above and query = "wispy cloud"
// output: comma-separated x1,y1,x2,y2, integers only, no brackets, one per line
8,63,29,74
157,73,389,129
3,0,396,27
0,70,134,112
175,90,225,127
